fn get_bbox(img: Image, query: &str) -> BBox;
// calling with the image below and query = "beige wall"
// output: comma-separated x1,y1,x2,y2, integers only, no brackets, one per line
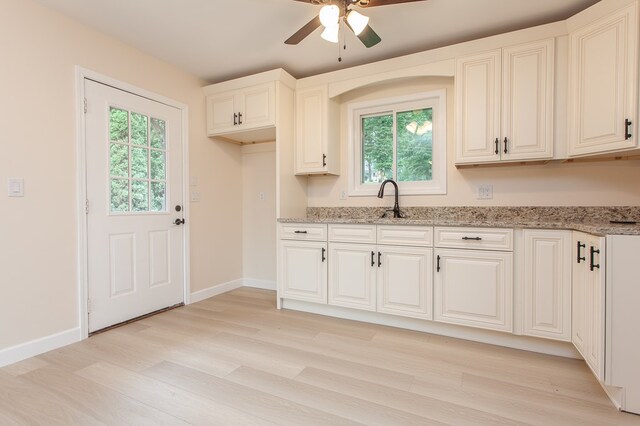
242,143,277,283
0,0,242,350
307,78,640,207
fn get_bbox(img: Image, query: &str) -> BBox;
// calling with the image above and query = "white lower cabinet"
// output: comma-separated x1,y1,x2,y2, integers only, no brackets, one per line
377,245,433,320
328,243,377,311
434,248,513,332
522,230,572,341
279,240,327,304
572,231,605,381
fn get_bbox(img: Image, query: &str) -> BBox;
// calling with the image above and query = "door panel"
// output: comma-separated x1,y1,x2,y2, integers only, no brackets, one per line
279,240,327,303
328,243,376,311
85,80,184,333
434,249,513,332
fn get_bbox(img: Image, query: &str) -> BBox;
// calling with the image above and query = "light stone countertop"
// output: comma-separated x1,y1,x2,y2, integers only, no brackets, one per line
277,217,640,236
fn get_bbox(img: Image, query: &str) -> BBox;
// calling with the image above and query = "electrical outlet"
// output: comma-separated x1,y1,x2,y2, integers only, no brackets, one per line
339,190,348,200
477,184,493,200
259,192,266,201
190,191,201,202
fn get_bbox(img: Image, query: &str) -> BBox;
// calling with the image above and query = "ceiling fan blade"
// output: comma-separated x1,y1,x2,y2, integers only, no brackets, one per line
356,24,381,48
359,0,428,7
285,15,322,45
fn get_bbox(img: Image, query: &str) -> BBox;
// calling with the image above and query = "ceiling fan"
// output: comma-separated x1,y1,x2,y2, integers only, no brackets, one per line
285,0,428,48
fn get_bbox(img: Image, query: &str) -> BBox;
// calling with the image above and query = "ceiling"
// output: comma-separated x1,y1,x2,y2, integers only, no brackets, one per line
35,0,599,83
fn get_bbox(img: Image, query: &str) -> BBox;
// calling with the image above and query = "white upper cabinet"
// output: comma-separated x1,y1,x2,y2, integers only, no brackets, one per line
295,85,340,175
456,39,554,165
568,3,638,157
206,82,275,137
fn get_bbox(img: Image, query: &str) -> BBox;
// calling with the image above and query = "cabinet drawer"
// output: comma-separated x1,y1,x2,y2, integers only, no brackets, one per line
434,227,513,251
377,225,433,247
328,224,376,243
280,223,327,241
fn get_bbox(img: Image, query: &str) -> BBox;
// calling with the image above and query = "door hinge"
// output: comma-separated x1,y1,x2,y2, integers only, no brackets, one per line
84,98,87,114
85,199,90,214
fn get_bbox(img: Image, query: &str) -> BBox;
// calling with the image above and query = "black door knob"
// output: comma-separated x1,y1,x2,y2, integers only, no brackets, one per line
175,205,182,212
174,218,185,225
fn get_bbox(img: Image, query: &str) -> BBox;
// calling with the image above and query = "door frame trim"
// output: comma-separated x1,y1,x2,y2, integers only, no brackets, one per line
75,66,191,339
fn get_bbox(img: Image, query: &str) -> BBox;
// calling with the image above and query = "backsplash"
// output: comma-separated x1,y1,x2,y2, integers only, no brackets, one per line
307,206,640,223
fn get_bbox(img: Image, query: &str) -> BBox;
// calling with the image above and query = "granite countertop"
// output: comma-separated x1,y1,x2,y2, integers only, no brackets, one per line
277,206,640,236
277,217,640,236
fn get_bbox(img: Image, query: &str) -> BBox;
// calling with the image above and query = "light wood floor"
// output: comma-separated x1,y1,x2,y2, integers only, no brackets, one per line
2,288,639,425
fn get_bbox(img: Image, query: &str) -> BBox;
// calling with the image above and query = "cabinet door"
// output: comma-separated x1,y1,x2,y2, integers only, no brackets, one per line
568,3,638,156
239,83,275,130
585,234,605,381
455,50,502,164
296,86,327,174
523,230,571,341
572,232,588,357
434,249,513,332
279,240,327,303
377,246,433,320
328,243,377,311
206,92,237,135
502,39,554,161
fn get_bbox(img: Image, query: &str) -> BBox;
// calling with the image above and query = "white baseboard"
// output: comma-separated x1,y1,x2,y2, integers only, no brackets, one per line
189,279,244,303
243,278,276,290
189,278,276,304
0,327,81,368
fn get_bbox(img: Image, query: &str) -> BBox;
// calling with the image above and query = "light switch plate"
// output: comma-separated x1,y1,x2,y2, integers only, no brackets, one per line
190,191,201,202
8,178,24,197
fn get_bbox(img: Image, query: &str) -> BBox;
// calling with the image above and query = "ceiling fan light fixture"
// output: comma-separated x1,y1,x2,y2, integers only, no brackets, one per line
319,4,340,27
321,25,340,43
346,10,369,36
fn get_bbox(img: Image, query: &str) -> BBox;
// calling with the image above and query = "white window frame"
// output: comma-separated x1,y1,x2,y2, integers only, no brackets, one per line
347,89,447,196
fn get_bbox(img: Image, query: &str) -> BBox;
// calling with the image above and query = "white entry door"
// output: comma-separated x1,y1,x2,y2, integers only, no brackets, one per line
85,79,185,333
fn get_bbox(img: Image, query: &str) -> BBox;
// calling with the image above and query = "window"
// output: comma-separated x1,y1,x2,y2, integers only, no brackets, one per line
348,90,446,196
109,107,167,213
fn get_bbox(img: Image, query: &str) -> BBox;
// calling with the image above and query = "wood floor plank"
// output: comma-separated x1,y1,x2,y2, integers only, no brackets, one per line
208,331,417,390
143,360,359,426
226,365,445,425
2,288,638,425
21,365,189,425
0,370,102,425
294,366,526,425
76,361,273,425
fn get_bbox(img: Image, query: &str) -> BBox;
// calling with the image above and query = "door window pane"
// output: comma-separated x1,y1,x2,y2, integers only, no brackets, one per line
131,112,148,146
109,108,128,143
397,108,433,182
150,118,166,149
131,147,148,179
109,143,129,178
361,114,393,184
110,179,129,212
150,150,166,180
131,180,149,212
151,182,166,212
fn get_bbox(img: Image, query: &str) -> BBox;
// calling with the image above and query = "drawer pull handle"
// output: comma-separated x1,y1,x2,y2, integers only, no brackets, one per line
371,251,375,267
590,246,600,271
294,230,308,234
436,255,441,272
462,237,482,241
322,248,326,262
378,252,382,267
